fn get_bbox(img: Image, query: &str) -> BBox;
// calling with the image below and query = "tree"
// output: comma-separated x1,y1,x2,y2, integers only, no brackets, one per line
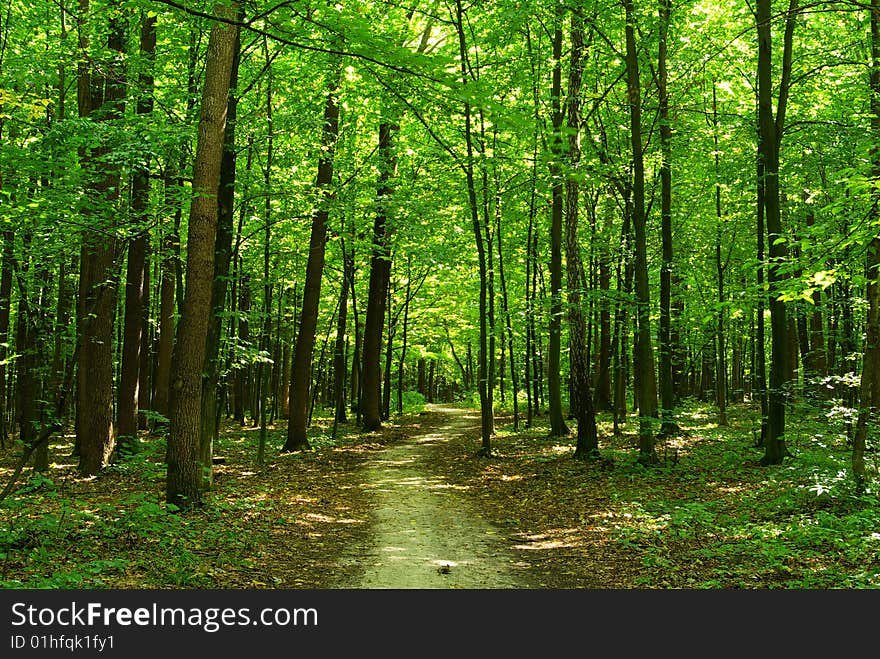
117,10,157,455
566,7,599,459
76,0,126,475
853,0,880,491
166,3,240,509
757,0,799,466
283,55,342,451
547,2,570,439
624,0,658,464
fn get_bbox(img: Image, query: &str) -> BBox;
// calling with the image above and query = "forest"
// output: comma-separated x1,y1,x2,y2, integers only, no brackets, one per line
0,0,879,590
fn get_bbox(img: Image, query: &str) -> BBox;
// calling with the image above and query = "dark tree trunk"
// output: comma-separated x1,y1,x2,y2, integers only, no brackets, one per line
853,0,880,490
0,230,12,446
417,358,426,396
595,211,613,412
284,61,341,451
396,257,412,416
657,0,678,435
566,10,599,458
361,121,397,431
76,0,125,475
153,172,179,421
758,0,798,466
496,183,520,430
548,6,570,438
712,84,728,426
117,11,156,454
138,255,151,430
624,0,658,463
257,37,273,465
118,233,147,453
454,0,493,455
235,274,251,425
382,283,394,420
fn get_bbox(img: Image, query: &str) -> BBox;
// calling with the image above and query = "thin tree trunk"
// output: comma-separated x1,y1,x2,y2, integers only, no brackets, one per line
117,11,156,454
454,0,492,455
361,121,397,431
257,36,273,466
657,0,678,434
625,0,658,463
333,236,350,424
153,172,178,421
548,5,570,438
284,59,341,451
397,257,411,415
0,230,12,447
712,83,728,426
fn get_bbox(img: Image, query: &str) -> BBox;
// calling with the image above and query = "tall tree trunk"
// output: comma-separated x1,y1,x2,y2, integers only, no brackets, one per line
657,0,678,434
595,209,613,412
548,5,570,438
76,0,125,475
117,11,156,454
166,6,239,508
283,60,341,451
496,182,519,431
382,284,394,420
257,37,273,465
566,10,599,458
624,0,658,463
153,172,179,421
758,0,798,465
754,131,769,445
397,257,412,415
712,84,728,427
0,229,12,446
361,120,397,431
454,0,492,455
333,237,350,424
200,20,241,483
853,0,880,490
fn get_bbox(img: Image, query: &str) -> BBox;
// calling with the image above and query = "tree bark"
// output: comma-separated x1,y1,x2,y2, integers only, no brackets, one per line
853,0,880,490
361,121,397,431
758,0,798,465
566,10,599,458
76,0,125,475
624,0,658,463
454,0,493,454
548,4,570,438
166,6,239,508
200,20,241,483
117,11,156,454
284,60,341,451
657,0,678,434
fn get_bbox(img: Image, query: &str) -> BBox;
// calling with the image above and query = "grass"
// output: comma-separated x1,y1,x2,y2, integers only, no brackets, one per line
1,393,879,589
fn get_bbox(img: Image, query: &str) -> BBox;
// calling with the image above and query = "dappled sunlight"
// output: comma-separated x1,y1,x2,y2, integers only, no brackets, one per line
513,528,584,551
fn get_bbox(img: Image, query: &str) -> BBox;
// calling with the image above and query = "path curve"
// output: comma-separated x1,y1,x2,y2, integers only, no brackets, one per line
341,405,529,589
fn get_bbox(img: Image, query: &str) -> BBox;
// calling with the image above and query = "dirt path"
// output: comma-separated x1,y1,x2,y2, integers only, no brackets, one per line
340,405,530,589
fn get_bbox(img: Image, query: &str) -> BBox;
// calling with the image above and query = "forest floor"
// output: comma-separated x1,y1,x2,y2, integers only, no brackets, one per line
1,398,879,589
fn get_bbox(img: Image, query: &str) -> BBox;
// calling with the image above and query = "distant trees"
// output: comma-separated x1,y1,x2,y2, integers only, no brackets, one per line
1,0,880,502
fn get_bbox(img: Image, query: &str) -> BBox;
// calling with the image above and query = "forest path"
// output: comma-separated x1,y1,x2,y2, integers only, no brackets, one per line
338,405,530,589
